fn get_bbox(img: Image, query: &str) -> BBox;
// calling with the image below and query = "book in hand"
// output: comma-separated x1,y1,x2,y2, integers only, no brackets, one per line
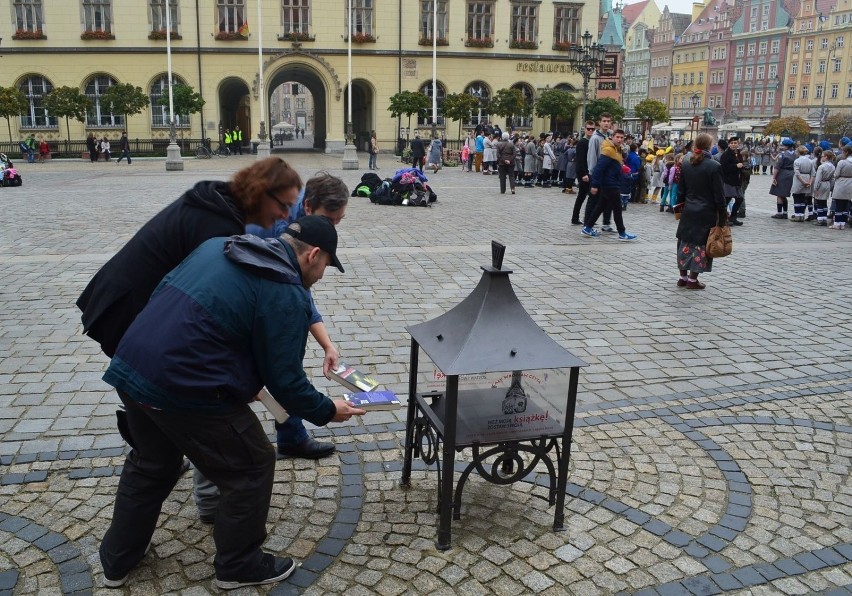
344,390,401,411
257,388,290,424
328,362,380,393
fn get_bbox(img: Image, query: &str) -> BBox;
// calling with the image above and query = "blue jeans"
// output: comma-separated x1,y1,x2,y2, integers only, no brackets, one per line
275,416,309,447
27,149,35,163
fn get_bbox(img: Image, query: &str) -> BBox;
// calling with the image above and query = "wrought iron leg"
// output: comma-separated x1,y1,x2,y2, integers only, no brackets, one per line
435,377,458,551
553,366,580,531
400,340,420,487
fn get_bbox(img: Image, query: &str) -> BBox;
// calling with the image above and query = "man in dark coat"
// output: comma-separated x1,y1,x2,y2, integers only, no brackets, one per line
410,133,426,170
719,137,744,226
571,120,594,225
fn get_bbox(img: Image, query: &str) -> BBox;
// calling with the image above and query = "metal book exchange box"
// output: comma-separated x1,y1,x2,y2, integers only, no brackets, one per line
400,243,588,550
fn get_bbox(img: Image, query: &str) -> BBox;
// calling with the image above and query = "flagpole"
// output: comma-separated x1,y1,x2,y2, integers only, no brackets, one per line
431,0,437,137
256,0,270,158
342,0,358,168
165,0,184,170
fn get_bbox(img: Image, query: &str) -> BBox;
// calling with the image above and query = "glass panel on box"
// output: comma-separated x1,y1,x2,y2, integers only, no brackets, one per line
415,349,571,445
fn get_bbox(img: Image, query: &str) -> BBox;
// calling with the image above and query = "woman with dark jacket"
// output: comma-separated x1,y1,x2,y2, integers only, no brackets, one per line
675,133,728,290
495,132,516,194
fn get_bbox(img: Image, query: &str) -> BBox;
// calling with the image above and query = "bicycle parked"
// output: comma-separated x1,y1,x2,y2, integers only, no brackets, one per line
195,138,230,158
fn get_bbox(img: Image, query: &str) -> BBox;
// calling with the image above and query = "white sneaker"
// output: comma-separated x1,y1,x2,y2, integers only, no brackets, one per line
601,225,616,233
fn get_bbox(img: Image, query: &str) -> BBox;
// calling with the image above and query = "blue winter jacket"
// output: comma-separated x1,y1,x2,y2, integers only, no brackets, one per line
590,140,625,191
103,234,337,425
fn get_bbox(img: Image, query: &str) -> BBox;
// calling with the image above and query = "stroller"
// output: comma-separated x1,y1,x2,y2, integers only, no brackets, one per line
0,153,22,187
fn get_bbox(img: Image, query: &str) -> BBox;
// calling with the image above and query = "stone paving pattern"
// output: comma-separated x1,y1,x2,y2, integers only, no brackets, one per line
0,154,850,595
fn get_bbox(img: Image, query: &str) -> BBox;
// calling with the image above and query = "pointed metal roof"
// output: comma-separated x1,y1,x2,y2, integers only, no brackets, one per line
407,256,587,376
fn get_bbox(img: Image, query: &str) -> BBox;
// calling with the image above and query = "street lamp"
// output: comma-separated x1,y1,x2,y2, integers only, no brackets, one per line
690,93,700,139
566,30,608,122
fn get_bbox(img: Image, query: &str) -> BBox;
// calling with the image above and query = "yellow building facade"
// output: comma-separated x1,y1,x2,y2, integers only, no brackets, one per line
4,0,600,152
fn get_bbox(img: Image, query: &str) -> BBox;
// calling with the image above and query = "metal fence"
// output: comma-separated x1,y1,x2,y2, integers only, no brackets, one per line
1,138,215,160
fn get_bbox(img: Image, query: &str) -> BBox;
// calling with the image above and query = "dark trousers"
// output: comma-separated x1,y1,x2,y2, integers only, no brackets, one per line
498,162,515,193
117,149,131,164
412,157,423,171
100,392,275,579
572,179,590,223
729,196,744,221
583,193,612,227
89,148,98,162
585,188,625,234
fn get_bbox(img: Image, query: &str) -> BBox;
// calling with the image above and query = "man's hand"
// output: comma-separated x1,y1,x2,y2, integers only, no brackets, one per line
582,175,589,182
331,399,366,422
590,187,599,195
322,344,339,378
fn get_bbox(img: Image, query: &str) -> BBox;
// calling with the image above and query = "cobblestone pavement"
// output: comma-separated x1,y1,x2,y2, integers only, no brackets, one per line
1,154,851,595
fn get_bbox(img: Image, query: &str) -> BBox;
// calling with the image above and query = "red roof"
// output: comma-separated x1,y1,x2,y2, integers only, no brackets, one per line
622,0,651,24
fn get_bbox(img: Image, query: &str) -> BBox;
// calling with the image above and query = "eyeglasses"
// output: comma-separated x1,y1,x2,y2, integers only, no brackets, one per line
586,127,596,131
266,189,293,213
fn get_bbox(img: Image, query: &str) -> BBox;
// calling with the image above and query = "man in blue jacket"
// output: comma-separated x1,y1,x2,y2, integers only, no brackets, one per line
99,216,365,590
582,129,638,241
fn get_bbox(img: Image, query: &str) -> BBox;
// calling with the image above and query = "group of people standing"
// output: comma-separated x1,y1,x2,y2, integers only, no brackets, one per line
768,136,852,229
86,132,132,164
223,126,244,155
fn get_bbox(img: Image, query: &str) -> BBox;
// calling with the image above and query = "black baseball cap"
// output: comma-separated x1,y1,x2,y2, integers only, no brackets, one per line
283,215,344,273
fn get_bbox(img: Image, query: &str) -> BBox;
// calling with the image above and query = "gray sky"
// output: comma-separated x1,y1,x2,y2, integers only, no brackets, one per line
635,0,697,18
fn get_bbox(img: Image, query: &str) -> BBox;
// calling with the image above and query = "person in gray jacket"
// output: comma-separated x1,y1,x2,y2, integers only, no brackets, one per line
790,146,815,222
812,150,835,226
585,113,614,231
831,144,852,229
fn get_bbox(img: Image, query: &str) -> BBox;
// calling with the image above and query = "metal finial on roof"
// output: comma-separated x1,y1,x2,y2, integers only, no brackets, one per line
491,241,506,270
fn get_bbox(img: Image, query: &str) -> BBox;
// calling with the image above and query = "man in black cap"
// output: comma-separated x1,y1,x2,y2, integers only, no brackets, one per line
98,215,365,590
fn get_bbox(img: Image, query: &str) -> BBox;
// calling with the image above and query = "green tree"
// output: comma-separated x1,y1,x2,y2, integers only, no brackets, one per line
533,88,578,127
387,90,430,136
764,116,810,141
489,88,531,130
158,83,206,144
99,82,150,129
633,99,669,124
441,92,481,139
585,98,625,124
43,86,91,148
822,112,852,137
0,87,29,143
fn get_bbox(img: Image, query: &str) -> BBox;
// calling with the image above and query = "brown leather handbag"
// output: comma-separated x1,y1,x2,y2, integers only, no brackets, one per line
706,224,733,258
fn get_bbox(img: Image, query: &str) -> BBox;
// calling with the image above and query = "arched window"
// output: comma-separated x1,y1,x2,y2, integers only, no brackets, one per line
465,81,490,126
417,81,445,126
18,75,56,129
85,75,123,127
150,75,190,127
510,83,534,128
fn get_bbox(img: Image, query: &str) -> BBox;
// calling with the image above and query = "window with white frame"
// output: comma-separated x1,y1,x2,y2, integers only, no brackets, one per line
699,72,704,84
417,81,446,126
763,4,769,15
467,2,494,40
420,1,448,41
754,90,762,105
806,39,814,50
818,59,826,73
769,64,777,78
837,35,844,48
831,83,838,98
759,41,767,55
85,74,123,127
150,75,189,127
282,0,311,36
553,4,581,44
761,20,768,30
217,0,245,33
804,61,811,74
14,0,44,32
743,91,751,106
789,86,795,100
793,40,800,52
847,83,852,98
791,63,798,75
18,75,56,128
766,90,775,105
815,85,823,99
345,0,373,36
750,6,757,18
821,37,828,49
83,0,112,33
757,65,765,79
771,40,779,54
511,3,538,42
834,58,842,72
732,91,740,106
465,81,490,124
745,66,753,79
747,43,755,55
737,44,744,57
149,0,178,34
749,22,757,32
802,86,808,99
